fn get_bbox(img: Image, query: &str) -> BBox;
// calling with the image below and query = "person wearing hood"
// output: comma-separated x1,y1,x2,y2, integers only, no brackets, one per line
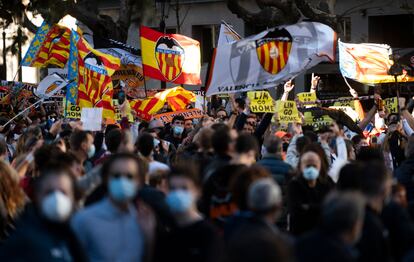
0,162,87,262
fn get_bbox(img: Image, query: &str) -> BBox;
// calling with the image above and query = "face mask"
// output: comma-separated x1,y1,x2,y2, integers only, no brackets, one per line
87,144,95,159
303,166,319,181
173,126,184,136
261,145,267,156
154,139,160,148
109,177,137,202
41,191,73,223
166,190,193,213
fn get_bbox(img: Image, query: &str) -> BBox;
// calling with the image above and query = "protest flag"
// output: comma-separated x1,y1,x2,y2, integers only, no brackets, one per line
67,31,121,119
22,21,71,68
338,40,414,84
217,22,241,46
206,22,336,96
140,26,201,85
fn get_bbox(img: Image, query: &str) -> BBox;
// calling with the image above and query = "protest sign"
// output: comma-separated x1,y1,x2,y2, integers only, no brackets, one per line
276,100,300,123
304,111,333,131
63,98,81,119
333,97,355,109
296,92,317,107
247,91,275,113
81,108,103,131
153,108,204,123
113,99,134,122
384,97,398,114
329,106,359,122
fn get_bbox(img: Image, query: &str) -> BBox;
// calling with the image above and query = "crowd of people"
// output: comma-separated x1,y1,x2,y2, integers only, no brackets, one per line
1,76,414,262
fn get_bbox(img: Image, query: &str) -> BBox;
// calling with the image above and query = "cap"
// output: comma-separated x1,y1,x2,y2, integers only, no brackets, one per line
275,131,291,139
148,119,164,130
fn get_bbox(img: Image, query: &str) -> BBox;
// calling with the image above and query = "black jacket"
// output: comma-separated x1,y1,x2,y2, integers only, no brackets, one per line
287,176,332,235
395,157,414,203
0,204,87,262
295,230,358,262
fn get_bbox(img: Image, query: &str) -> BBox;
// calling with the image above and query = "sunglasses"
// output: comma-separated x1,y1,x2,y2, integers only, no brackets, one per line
110,172,135,180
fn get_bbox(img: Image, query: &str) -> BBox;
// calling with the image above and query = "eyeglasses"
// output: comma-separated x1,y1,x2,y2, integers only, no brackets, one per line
110,172,135,180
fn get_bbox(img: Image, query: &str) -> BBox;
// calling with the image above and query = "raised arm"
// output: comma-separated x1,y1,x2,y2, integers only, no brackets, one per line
281,80,294,101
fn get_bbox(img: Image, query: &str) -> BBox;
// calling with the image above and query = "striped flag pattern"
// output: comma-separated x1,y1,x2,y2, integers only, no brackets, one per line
22,21,71,68
67,31,121,119
256,40,292,75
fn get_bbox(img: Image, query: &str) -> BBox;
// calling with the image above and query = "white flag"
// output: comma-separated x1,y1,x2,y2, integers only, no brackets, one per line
206,22,336,96
217,22,241,46
35,73,69,99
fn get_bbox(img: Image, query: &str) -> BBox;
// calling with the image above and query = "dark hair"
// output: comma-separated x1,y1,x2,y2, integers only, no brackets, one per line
149,170,168,188
231,165,269,211
235,134,258,154
33,161,81,203
303,130,318,143
136,133,154,157
359,161,389,198
34,145,64,172
171,115,185,124
0,137,7,156
320,191,365,236
101,153,141,185
351,135,363,145
105,128,122,153
212,125,232,155
337,161,364,191
168,161,200,188
235,97,246,109
69,130,91,151
296,136,312,155
264,136,282,154
356,147,384,162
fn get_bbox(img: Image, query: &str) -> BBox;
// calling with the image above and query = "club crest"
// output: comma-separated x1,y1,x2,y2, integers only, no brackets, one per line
155,36,185,82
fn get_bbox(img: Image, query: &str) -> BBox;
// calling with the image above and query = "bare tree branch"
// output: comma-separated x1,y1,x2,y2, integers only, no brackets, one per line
22,12,38,34
294,0,341,32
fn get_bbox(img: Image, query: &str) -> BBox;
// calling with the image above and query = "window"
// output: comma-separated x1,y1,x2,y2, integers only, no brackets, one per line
369,15,414,48
192,24,219,63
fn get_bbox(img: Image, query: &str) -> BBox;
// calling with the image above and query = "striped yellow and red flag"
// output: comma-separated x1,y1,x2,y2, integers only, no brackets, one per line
67,31,121,119
22,21,70,68
140,26,201,85
129,86,196,121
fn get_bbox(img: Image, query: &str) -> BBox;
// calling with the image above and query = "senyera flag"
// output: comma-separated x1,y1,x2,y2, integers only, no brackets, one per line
338,40,414,84
140,26,201,85
206,22,336,96
22,21,71,68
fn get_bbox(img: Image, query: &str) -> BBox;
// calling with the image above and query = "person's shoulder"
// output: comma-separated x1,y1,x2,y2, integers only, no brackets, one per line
72,199,109,223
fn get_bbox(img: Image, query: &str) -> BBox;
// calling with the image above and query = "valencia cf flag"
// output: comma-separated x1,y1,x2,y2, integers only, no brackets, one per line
140,26,201,85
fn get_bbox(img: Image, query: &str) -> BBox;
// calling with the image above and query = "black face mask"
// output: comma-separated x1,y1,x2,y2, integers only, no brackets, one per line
282,142,289,152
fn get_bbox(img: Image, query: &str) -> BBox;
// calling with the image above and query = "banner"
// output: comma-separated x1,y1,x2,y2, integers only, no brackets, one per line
384,97,398,114
276,100,300,123
153,108,204,123
140,26,201,85
207,22,336,96
247,91,275,113
338,40,414,84
304,111,333,131
34,73,69,99
333,97,355,109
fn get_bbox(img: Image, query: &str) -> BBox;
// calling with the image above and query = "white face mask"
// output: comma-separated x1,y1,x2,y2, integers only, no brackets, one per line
41,191,73,223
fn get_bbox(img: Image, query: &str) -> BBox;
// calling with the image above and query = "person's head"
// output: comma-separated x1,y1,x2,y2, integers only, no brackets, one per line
330,120,344,137
34,144,64,175
345,139,356,160
0,160,26,219
231,165,270,211
212,125,234,155
234,134,259,166
248,177,282,223
320,191,365,245
299,150,321,183
299,143,328,183
296,135,312,155
392,182,408,208
356,147,384,162
33,163,78,223
263,135,283,155
351,135,369,154
136,132,155,158
235,97,245,110
216,108,228,120
337,161,364,191
184,119,194,132
148,119,165,137
102,153,141,204
193,127,214,152
69,130,95,160
171,115,185,137
359,161,391,212
149,170,169,195
242,122,255,134
166,162,200,215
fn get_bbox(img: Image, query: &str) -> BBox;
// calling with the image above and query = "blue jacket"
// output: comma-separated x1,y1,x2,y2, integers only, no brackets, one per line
257,154,293,185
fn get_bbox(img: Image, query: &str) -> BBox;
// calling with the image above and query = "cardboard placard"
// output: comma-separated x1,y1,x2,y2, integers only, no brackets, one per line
304,111,333,131
153,108,204,123
384,97,398,114
81,108,103,131
333,97,355,109
247,91,276,113
276,100,300,123
297,92,317,107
